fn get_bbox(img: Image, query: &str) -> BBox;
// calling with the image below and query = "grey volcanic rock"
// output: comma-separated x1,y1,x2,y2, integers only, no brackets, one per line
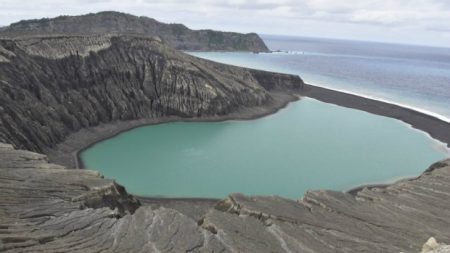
422,238,450,253
1,143,450,252
1,15,449,253
0,11,269,52
0,34,302,152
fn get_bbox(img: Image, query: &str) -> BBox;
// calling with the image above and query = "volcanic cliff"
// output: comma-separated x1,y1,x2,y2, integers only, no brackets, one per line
0,11,269,52
0,34,300,155
0,14,449,253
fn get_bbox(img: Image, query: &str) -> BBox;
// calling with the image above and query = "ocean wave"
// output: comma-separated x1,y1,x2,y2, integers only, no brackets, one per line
268,50,306,55
307,80,450,124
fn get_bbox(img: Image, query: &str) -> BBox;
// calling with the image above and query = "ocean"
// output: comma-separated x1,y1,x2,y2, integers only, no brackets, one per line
191,34,450,122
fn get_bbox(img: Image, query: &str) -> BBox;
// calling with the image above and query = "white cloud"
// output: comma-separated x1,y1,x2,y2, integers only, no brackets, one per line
1,0,450,47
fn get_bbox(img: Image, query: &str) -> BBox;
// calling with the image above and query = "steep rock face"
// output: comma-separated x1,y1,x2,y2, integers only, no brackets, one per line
1,143,449,252
0,35,302,152
0,11,269,52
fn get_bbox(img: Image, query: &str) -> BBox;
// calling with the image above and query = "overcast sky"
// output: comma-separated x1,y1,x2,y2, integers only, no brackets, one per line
1,0,450,47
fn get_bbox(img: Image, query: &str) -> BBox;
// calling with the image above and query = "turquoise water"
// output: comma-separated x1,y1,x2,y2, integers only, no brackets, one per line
189,35,450,122
81,98,448,199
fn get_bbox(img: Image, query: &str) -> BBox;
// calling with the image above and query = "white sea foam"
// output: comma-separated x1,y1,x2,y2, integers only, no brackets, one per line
269,50,305,55
306,79,450,124
189,51,450,134
305,79,450,153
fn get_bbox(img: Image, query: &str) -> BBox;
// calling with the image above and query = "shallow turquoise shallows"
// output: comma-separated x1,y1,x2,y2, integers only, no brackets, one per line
81,98,449,199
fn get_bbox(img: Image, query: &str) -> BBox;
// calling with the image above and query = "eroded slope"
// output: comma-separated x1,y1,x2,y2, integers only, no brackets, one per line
1,143,449,252
0,34,301,153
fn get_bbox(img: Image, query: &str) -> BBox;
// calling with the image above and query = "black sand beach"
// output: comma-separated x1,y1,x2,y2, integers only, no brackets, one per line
45,92,300,169
44,83,450,206
303,84,450,149
47,83,450,171
56,83,450,171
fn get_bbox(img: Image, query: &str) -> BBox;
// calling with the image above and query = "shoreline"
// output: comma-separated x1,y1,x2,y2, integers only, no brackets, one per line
47,83,450,200
45,91,300,169
307,80,450,124
302,84,450,149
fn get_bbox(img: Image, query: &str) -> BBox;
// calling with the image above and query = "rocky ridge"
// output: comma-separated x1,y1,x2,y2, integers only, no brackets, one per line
0,11,269,52
1,143,449,252
0,34,301,153
0,17,449,252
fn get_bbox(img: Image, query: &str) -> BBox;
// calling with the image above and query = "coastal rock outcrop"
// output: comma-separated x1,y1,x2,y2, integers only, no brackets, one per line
0,11,269,52
1,13,449,253
0,34,302,153
1,143,449,252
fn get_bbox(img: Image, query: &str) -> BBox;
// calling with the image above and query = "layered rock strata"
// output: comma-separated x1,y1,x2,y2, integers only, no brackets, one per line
1,143,449,252
0,34,301,153
0,11,269,52
1,17,449,253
